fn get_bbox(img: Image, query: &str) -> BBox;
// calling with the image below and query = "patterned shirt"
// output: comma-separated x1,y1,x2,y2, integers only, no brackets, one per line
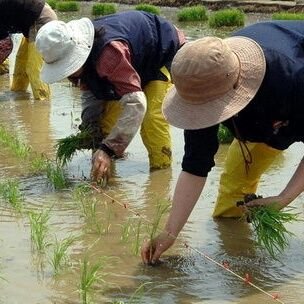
0,36,13,64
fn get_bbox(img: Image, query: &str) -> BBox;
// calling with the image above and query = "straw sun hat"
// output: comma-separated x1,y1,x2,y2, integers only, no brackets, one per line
35,18,94,84
162,36,266,130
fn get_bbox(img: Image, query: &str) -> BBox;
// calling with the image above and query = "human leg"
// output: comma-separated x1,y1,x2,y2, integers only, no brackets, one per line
26,42,50,100
213,140,282,217
10,37,29,92
140,67,172,170
0,59,9,75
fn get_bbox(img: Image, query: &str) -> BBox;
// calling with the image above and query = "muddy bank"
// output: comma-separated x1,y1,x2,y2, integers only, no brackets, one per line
97,0,304,13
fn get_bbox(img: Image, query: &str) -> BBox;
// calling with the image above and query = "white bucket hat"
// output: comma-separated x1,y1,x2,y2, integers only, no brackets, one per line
162,36,266,130
35,18,94,84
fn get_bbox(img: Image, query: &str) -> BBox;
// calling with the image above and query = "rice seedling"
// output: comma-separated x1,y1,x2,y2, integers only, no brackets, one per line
249,206,299,258
92,3,117,16
74,185,97,215
0,125,31,159
73,183,92,201
146,200,171,244
86,200,104,235
29,153,48,175
135,4,160,15
238,194,300,258
103,204,112,234
78,255,107,304
28,209,51,252
56,129,94,166
73,185,112,235
177,5,208,22
209,9,245,28
46,161,68,190
272,12,304,20
217,124,234,144
120,218,133,243
56,1,79,12
46,0,57,9
127,282,155,304
131,219,142,256
0,179,23,212
112,282,171,304
50,235,76,275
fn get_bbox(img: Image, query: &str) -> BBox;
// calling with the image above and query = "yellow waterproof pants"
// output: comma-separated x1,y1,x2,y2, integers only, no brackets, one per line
213,139,282,217
100,66,172,169
10,37,50,101
0,59,9,75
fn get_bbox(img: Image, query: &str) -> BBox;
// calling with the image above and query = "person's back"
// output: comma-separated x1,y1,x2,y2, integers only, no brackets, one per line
35,12,185,179
225,21,304,149
0,0,45,39
0,0,57,101
82,11,181,100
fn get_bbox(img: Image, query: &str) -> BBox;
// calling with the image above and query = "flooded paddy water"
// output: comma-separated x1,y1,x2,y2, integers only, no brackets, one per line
0,3,303,304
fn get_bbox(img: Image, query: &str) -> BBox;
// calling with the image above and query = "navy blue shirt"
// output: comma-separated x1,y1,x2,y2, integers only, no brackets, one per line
81,11,181,100
183,21,304,177
0,0,45,39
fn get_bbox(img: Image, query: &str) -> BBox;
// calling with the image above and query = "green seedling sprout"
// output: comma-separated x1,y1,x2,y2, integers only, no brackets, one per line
131,219,142,256
249,206,299,258
50,235,76,275
120,218,133,243
147,199,171,243
0,179,23,212
135,4,160,15
28,209,51,252
46,161,68,190
29,153,48,175
79,255,107,304
56,1,79,12
56,129,93,166
111,282,174,304
0,125,31,159
177,5,208,22
92,3,117,16
73,186,106,235
238,194,300,258
209,8,245,28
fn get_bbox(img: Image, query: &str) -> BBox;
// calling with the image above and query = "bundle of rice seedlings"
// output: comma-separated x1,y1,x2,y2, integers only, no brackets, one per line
237,194,300,258
56,129,96,165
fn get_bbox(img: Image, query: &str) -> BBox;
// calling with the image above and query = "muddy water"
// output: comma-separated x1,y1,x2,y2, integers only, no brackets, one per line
0,3,304,304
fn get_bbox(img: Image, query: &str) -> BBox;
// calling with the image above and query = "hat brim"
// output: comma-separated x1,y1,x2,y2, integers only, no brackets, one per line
40,18,94,84
162,36,266,130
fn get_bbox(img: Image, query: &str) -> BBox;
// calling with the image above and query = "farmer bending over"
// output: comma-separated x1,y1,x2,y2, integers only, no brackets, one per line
35,11,185,181
141,21,304,264
0,0,57,100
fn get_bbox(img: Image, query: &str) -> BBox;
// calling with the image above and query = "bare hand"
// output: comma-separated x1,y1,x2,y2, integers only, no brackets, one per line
141,231,175,265
90,149,111,183
244,195,288,210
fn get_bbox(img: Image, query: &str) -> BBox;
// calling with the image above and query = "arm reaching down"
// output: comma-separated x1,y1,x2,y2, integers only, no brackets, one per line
245,157,304,209
91,91,147,181
141,171,206,264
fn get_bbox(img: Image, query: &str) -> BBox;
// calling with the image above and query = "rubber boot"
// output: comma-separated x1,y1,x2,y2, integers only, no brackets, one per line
11,37,30,92
213,140,282,217
27,41,50,100
11,38,50,100
100,66,172,169
141,66,172,169
0,59,9,75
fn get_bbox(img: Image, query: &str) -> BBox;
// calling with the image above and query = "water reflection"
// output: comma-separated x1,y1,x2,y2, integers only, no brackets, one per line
0,4,303,304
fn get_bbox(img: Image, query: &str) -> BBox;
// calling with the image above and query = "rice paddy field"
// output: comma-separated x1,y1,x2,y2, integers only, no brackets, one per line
0,3,303,304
